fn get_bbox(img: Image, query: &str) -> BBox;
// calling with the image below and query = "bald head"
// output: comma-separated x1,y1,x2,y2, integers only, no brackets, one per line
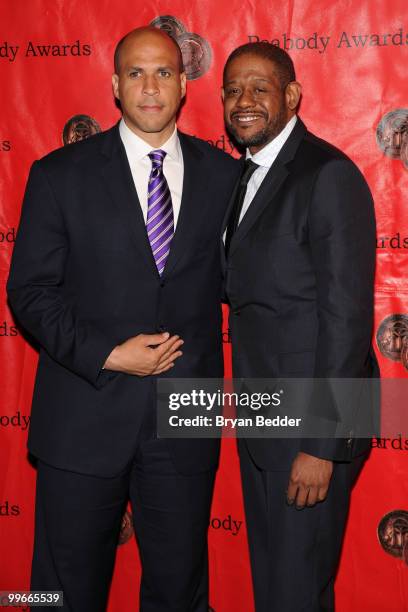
111,24,187,147
114,26,184,75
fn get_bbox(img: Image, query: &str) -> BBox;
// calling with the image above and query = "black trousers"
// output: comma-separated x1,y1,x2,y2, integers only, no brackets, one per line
30,438,215,612
238,440,366,612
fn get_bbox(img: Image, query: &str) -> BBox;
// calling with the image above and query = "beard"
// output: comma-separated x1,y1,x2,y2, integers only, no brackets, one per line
227,102,288,149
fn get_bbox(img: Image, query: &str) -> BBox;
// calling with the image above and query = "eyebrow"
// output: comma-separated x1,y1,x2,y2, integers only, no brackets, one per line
224,77,271,85
127,65,175,71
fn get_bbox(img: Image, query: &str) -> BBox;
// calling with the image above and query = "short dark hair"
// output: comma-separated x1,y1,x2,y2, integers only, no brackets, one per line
223,42,296,89
113,28,184,74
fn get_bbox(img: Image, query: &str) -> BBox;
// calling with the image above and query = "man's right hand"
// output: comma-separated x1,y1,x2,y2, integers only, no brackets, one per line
103,332,184,376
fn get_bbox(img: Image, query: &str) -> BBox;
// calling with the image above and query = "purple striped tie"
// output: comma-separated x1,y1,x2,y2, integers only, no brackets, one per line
146,149,174,275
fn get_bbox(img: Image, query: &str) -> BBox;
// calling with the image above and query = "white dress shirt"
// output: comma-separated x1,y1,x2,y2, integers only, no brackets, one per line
238,115,297,224
119,118,184,228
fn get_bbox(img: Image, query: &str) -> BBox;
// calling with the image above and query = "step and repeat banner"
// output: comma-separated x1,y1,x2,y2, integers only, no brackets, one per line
0,1,407,610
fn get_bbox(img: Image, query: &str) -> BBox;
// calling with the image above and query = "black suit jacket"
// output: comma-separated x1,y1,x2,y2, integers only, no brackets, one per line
224,119,379,470
7,123,240,477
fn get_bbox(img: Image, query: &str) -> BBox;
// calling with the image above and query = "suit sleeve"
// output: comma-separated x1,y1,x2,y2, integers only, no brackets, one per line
300,158,376,461
7,161,117,389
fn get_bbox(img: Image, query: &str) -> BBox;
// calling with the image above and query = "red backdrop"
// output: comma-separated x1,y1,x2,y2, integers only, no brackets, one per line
1,2,407,611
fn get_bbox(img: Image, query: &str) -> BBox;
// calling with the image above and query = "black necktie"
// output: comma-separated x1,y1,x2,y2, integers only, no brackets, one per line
225,159,259,257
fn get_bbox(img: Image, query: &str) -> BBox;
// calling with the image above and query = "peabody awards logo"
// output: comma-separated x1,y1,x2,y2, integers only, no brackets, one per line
117,510,134,545
378,510,408,565
376,109,408,170
150,16,212,80
62,114,101,146
376,314,408,370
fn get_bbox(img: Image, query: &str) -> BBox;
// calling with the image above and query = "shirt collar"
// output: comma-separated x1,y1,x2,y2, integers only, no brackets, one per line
246,115,297,168
119,118,181,162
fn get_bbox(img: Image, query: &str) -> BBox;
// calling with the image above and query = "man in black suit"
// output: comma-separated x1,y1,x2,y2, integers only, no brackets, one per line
7,27,239,611
222,43,378,611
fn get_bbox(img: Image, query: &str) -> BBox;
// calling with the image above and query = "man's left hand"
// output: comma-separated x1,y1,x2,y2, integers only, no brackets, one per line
286,452,333,509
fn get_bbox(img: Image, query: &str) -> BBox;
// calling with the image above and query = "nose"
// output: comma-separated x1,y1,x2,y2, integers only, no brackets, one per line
143,74,159,96
236,88,255,109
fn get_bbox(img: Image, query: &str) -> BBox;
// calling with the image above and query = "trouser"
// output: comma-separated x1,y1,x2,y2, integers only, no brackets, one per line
238,439,366,612
31,437,215,612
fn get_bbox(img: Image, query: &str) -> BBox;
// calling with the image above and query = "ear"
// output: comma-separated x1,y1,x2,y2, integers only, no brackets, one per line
180,72,187,99
285,81,302,111
221,87,225,102
112,74,120,100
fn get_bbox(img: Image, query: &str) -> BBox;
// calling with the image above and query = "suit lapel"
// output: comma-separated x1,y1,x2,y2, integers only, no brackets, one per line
99,124,159,275
98,126,215,278
161,132,209,278
220,158,244,269
221,156,245,235
227,118,307,258
228,164,289,257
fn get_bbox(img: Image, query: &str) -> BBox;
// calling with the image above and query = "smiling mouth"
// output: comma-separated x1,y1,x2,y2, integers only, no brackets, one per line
232,114,265,125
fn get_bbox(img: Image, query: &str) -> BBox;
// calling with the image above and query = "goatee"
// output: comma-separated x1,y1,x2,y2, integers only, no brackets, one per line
227,105,288,149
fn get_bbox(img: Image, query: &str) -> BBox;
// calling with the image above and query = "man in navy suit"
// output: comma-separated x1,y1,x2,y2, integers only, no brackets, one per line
8,27,239,611
222,42,378,611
